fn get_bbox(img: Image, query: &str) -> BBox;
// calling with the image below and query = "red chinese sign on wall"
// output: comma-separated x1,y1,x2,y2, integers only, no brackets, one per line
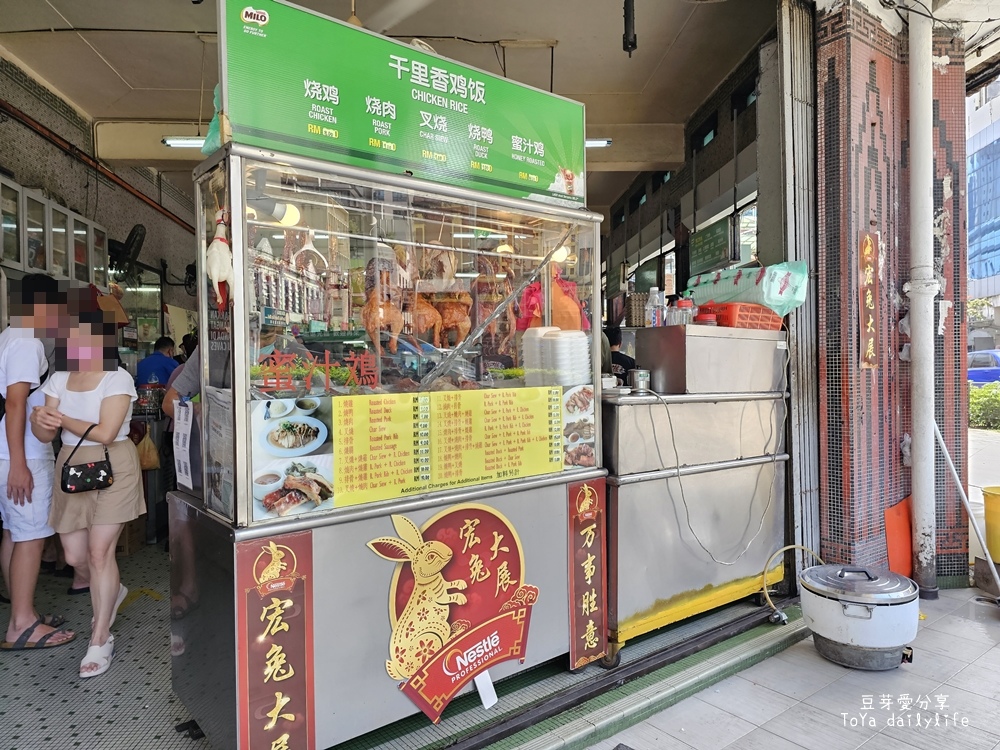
859,232,880,369
367,505,538,723
237,531,315,750
567,478,607,668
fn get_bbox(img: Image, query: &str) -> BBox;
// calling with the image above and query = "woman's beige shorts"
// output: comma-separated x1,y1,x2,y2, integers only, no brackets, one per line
49,439,144,533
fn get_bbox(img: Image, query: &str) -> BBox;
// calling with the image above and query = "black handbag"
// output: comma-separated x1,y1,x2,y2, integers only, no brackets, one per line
61,425,114,494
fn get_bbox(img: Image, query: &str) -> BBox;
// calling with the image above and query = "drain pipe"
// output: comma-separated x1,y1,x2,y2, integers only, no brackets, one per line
907,9,939,600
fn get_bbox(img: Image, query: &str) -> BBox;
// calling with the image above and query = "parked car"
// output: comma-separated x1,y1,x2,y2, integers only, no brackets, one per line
969,350,1000,384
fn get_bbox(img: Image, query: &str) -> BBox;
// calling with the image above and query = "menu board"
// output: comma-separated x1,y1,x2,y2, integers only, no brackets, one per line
332,394,429,503
222,0,586,207
689,217,732,276
333,388,563,506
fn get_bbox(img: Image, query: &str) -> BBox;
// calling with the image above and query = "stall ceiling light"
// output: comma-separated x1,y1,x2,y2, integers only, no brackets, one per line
162,136,206,148
585,138,612,148
455,272,480,278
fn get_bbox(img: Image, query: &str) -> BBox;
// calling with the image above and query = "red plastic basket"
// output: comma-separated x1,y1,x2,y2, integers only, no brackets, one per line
697,302,783,330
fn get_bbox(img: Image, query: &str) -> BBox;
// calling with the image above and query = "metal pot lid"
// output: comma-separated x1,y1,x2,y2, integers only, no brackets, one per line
799,565,918,604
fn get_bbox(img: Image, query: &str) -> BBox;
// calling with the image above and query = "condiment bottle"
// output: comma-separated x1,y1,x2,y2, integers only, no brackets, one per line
676,297,697,325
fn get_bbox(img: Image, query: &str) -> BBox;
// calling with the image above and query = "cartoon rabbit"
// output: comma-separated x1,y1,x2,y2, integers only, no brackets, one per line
258,541,287,583
367,515,468,681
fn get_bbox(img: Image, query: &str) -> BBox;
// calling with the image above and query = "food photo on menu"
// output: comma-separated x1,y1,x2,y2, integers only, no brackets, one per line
562,384,596,468
250,395,335,521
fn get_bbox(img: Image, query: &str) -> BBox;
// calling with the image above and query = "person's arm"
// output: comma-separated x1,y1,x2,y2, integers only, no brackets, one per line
164,346,200,419
29,395,62,444
58,394,131,445
5,382,33,504
163,385,181,419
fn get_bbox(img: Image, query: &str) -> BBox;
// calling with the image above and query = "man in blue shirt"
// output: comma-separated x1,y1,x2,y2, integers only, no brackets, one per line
136,336,179,386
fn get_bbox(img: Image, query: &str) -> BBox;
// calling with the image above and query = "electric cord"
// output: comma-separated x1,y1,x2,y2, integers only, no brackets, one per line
761,544,825,624
644,321,792,566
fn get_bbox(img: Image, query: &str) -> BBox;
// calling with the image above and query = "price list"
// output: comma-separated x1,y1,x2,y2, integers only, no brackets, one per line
332,387,565,506
333,394,426,506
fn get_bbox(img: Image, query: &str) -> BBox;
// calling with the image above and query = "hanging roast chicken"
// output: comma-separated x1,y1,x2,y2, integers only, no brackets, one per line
362,254,403,355
205,208,234,312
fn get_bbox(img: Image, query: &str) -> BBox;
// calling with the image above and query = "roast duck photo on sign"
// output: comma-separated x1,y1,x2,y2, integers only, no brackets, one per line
260,462,333,516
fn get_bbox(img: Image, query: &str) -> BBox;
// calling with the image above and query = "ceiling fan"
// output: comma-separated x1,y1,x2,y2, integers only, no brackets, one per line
345,0,439,34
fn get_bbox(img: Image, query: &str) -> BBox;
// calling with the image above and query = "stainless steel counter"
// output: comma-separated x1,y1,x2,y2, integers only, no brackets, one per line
602,392,786,476
602,380,788,648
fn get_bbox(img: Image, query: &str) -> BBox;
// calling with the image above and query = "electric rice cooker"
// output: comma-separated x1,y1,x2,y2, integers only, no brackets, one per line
799,565,919,671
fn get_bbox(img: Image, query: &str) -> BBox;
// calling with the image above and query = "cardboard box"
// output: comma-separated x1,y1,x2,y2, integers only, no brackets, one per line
116,515,147,557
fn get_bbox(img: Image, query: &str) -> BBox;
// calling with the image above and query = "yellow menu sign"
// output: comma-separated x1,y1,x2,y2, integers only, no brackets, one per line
332,387,563,506
332,394,429,506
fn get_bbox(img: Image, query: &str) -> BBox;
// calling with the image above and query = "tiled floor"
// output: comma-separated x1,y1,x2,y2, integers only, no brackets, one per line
0,543,209,750
589,587,1000,750
5,545,1000,750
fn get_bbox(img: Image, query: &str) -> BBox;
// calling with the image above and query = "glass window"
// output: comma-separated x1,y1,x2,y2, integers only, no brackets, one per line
25,196,47,272
234,159,599,521
970,353,995,368
92,228,108,287
73,219,90,282
737,204,758,264
1,182,20,266
51,209,69,277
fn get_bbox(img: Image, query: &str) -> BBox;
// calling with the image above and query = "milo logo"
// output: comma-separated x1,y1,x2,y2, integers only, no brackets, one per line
241,7,269,25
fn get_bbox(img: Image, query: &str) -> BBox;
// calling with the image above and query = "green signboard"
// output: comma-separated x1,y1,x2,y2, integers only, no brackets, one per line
689,217,732,276
634,256,660,293
221,0,586,206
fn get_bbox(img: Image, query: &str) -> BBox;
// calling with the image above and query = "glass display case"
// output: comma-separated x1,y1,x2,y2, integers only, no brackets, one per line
1,178,20,267
51,207,69,278
193,147,601,526
25,194,47,272
0,176,108,284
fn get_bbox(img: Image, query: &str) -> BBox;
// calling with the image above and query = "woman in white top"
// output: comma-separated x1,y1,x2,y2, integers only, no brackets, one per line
30,311,142,678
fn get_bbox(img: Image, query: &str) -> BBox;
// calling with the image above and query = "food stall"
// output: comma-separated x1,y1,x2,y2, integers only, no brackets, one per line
601,319,789,661
168,2,605,748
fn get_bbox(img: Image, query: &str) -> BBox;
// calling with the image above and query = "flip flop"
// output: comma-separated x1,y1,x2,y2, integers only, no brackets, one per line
0,593,9,604
80,634,115,678
68,586,90,596
0,618,76,649
170,592,199,621
40,560,57,572
42,613,66,628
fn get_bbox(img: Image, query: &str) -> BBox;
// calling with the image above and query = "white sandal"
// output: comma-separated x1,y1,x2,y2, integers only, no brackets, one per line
80,635,115,679
110,584,128,629
91,584,128,631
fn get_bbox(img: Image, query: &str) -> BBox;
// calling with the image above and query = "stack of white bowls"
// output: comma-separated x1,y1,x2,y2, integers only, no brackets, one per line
521,327,559,387
541,330,591,387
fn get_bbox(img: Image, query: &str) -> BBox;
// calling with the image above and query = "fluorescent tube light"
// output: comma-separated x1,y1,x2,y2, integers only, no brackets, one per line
455,272,480,278
585,138,612,148
162,136,206,148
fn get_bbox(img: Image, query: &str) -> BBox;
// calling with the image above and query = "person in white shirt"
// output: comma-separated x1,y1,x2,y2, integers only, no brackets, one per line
0,274,75,650
31,310,142,677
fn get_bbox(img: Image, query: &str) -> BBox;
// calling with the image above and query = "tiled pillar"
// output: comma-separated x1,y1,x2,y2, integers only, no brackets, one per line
815,2,968,580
